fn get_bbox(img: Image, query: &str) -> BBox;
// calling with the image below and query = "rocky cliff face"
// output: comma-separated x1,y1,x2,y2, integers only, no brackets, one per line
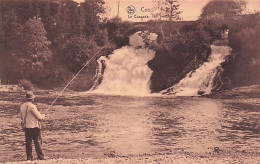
148,44,212,93
161,45,231,96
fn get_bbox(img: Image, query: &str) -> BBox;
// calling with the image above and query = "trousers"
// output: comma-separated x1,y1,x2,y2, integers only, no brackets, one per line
25,128,44,160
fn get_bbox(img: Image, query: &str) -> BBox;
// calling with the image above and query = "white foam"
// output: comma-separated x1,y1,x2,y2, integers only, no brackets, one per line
163,45,231,96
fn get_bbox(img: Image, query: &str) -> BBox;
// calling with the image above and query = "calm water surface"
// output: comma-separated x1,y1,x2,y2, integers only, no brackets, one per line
0,93,260,162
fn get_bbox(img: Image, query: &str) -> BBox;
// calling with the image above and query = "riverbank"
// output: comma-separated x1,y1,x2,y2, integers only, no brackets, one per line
0,85,23,92
3,152,260,164
208,85,260,99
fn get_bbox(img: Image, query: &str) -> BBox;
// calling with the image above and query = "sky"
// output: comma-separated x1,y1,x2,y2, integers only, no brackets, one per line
74,0,260,22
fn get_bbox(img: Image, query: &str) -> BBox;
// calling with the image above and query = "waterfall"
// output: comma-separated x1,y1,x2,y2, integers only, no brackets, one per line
163,45,231,96
91,31,230,96
90,56,106,90
91,31,157,96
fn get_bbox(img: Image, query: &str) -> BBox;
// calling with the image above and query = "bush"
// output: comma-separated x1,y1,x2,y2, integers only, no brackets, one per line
148,21,213,92
229,25,260,58
61,35,99,73
18,79,34,90
68,70,96,91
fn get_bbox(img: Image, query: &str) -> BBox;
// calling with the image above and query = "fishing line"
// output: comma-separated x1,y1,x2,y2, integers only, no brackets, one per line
46,37,116,113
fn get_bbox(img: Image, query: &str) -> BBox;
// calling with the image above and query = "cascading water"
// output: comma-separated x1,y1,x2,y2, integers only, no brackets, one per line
90,56,106,90
162,45,231,96
92,31,230,97
91,31,157,96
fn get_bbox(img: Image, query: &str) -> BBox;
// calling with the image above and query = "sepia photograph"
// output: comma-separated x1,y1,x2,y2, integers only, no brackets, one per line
0,0,260,163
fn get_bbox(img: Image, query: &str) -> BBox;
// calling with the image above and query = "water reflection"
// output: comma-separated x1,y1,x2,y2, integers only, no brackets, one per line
217,101,260,152
93,97,154,155
150,98,223,153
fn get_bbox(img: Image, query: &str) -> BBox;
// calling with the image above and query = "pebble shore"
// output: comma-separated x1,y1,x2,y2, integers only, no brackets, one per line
3,153,260,164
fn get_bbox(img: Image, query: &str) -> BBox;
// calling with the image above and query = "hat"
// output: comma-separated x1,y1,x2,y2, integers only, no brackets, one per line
26,91,36,100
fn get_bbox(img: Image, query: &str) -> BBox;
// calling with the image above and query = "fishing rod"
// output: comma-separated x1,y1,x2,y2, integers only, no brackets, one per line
45,37,116,113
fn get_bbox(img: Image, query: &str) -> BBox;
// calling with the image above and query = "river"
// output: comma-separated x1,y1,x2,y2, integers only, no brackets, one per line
0,91,259,162
0,32,259,162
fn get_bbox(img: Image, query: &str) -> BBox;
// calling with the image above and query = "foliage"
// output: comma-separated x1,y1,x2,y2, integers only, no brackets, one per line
0,0,108,89
68,71,97,91
80,0,105,36
0,17,52,84
200,0,246,18
1,0,259,92
18,79,34,91
0,10,22,53
152,0,182,21
229,25,260,58
148,21,213,92
16,18,52,78
199,1,260,89
103,17,133,41
198,15,229,40
222,13,260,88
61,35,99,73
0,10,23,83
103,17,122,39
94,29,109,46
21,18,52,60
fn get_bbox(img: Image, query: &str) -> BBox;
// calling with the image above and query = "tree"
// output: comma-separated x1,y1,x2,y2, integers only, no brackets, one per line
79,0,105,36
0,0,109,89
15,17,52,80
152,0,181,38
200,0,246,18
61,35,99,73
152,0,182,21
0,10,23,83
148,21,213,92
